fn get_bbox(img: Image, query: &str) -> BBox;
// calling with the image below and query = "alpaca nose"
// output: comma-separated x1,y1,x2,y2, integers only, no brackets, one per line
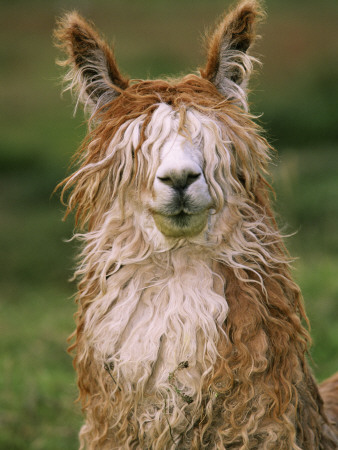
157,169,201,191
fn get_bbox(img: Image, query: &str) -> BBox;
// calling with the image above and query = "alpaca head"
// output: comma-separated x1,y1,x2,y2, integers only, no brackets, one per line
55,1,267,245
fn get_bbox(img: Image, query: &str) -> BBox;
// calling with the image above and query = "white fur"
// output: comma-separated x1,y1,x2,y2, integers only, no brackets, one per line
152,134,211,211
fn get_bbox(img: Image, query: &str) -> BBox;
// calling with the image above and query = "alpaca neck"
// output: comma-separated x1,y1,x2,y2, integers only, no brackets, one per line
83,247,228,397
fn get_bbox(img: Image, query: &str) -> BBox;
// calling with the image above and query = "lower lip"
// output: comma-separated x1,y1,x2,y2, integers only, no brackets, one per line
152,211,208,237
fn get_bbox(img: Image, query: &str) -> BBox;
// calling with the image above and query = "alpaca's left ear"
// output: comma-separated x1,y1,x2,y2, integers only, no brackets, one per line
54,11,129,114
200,0,263,102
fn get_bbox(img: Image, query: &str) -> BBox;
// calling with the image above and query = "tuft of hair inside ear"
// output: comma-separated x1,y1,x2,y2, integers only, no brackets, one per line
54,11,128,117
200,0,264,108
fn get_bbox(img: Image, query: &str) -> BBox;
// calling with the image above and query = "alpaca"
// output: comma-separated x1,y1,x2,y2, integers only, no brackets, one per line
55,1,338,448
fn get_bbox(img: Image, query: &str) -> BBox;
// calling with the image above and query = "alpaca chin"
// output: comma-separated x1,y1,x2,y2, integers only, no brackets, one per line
152,211,209,237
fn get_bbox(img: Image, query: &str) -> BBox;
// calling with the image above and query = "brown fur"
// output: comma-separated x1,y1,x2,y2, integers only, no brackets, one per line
319,373,338,431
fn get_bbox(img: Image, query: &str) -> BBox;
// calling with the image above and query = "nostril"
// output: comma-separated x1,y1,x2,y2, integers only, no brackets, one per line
157,176,174,187
186,173,200,186
157,171,201,190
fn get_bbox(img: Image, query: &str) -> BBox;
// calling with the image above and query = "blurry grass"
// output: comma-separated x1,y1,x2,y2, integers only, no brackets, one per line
0,289,81,450
271,148,338,380
1,0,337,448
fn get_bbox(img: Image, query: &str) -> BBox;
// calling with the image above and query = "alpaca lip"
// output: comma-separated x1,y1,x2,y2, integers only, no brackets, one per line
151,209,199,223
166,210,195,218
167,211,194,225
152,208,204,222
152,203,209,217
151,209,209,237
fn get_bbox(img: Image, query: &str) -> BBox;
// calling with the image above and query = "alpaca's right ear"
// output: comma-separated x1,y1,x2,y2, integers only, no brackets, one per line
54,11,128,113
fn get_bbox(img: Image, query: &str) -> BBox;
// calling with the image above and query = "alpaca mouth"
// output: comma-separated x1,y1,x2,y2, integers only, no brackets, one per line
168,211,193,223
152,210,208,237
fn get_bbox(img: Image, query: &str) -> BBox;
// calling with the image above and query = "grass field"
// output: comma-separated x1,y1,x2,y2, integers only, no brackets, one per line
1,1,337,448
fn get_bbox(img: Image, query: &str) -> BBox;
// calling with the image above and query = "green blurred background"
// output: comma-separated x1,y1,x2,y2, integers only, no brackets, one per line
1,0,337,448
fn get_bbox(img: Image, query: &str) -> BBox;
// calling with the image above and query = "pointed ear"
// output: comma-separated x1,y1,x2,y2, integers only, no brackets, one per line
54,11,128,113
200,1,264,104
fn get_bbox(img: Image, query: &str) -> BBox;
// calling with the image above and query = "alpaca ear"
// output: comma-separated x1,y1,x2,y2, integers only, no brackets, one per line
200,1,263,103
54,11,128,113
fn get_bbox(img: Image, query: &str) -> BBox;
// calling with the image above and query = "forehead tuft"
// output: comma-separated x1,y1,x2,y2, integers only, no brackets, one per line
125,75,225,105
98,74,229,121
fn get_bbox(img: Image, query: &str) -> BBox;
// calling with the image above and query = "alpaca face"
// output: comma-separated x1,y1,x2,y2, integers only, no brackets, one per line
150,133,213,237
